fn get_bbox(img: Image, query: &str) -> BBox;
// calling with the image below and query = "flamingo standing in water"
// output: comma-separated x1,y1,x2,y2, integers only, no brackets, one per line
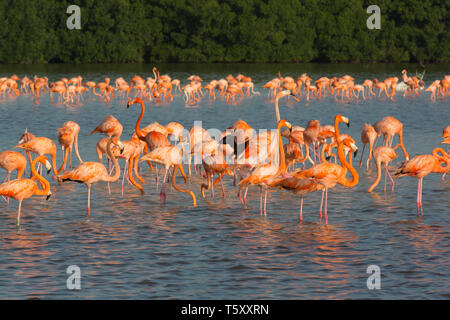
0,156,52,227
57,121,83,171
140,146,196,207
287,115,359,225
360,123,377,170
0,151,27,206
15,137,61,177
367,146,398,193
56,136,124,216
238,119,292,215
90,115,123,139
394,148,449,215
0,151,27,182
373,116,410,160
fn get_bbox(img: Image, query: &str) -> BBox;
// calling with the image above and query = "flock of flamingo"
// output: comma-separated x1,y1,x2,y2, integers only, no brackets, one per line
1,68,449,105
0,69,449,229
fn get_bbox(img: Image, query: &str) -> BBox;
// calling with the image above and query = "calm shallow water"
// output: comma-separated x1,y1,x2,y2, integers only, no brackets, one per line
0,63,449,299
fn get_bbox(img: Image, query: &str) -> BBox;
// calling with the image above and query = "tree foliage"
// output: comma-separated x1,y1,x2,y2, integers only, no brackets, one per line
0,0,448,63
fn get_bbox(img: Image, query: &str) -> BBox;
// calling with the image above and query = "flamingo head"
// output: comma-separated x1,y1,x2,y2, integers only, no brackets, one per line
127,97,143,108
278,119,292,132
335,115,350,127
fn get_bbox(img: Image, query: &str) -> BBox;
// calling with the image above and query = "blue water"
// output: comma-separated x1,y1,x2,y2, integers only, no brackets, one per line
0,64,449,299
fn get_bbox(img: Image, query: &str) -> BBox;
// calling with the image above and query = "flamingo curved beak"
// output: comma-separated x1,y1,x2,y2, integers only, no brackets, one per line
46,192,52,200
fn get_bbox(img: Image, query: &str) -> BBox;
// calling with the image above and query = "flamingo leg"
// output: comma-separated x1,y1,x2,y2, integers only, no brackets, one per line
17,200,22,228
386,165,395,192
160,168,168,204
419,178,423,216
220,178,226,199
210,174,215,199
319,189,324,220
121,160,128,197
416,178,423,216
107,158,112,193
324,187,328,225
87,184,91,216
263,188,268,216
259,186,263,215
155,166,160,191
243,187,248,207
69,147,73,169
299,196,304,222
359,143,366,168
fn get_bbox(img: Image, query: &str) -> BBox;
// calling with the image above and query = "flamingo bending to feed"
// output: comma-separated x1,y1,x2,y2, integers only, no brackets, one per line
90,115,123,139
367,146,398,193
360,123,377,170
56,136,124,216
0,156,52,227
57,121,83,172
15,137,61,177
373,116,410,160
140,146,196,207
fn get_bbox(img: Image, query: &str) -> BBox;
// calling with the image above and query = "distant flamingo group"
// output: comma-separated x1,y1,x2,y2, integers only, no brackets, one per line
1,69,449,106
0,70,449,229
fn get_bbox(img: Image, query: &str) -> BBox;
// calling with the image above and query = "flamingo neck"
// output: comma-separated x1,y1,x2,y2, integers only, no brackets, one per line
274,122,287,177
31,156,50,196
320,144,329,163
337,142,359,188
56,147,69,175
274,97,281,123
334,118,342,142
172,165,196,206
50,151,58,175
135,101,146,141
104,137,121,182
368,158,382,192
432,148,449,172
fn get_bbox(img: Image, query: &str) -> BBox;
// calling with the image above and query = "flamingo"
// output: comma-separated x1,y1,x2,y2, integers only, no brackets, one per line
140,146,196,207
373,116,410,160
288,115,359,225
274,90,296,123
15,137,60,177
238,119,292,215
368,146,398,193
111,137,145,196
56,136,124,216
200,145,233,199
303,120,321,164
0,151,27,182
360,123,378,170
394,148,449,215
0,150,27,206
0,156,52,227
90,115,123,139
57,121,83,172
